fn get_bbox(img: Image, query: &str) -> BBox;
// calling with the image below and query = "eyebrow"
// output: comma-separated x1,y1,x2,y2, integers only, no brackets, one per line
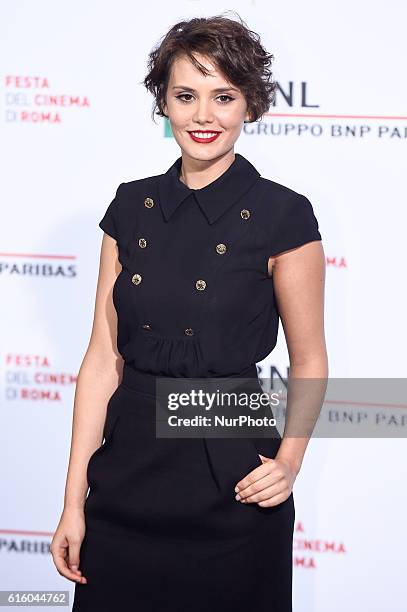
172,85,240,93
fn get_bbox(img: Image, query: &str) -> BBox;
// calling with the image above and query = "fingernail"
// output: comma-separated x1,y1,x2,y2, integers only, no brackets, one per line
235,494,241,500
235,486,240,492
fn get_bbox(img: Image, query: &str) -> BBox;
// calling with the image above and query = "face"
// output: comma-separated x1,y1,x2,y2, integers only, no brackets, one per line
161,53,251,163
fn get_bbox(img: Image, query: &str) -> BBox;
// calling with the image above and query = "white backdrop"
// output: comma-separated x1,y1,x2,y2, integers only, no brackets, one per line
1,1,406,610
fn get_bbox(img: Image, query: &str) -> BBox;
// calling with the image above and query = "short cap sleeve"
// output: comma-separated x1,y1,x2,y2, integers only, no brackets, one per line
270,193,322,256
99,183,125,240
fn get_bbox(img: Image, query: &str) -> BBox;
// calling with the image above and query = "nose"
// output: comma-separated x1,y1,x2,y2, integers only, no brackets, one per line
192,98,214,125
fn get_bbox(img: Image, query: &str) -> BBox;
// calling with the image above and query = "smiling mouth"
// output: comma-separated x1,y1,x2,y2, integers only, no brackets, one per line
187,130,222,143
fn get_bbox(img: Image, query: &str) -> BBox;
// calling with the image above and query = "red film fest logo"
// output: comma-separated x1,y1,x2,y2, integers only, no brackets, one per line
4,75,90,124
294,521,346,569
4,354,77,401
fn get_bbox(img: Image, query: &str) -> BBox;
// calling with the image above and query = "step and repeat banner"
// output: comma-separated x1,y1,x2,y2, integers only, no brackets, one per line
1,1,406,610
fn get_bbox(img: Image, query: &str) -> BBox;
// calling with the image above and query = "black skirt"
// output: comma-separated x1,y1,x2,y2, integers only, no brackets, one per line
72,366,295,611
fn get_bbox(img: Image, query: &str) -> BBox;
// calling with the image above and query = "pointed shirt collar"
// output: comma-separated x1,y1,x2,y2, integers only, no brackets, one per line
157,153,261,225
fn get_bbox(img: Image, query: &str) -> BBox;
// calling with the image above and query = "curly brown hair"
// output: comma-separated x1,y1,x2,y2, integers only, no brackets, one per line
142,11,276,124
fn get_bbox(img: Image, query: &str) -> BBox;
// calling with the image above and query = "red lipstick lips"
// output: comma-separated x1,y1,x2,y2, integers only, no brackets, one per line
188,130,221,144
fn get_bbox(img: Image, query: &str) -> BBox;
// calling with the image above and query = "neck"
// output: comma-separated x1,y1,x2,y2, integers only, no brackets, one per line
179,151,236,190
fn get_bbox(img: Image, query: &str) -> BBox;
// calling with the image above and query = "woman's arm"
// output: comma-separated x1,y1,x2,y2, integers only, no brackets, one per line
51,232,122,583
234,240,327,508
270,239,328,475
63,232,123,511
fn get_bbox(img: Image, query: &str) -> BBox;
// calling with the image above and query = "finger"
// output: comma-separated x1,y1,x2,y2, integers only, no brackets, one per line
68,542,83,575
258,489,290,507
53,552,87,583
52,546,87,583
235,460,282,497
235,459,274,493
236,472,284,501
243,480,289,504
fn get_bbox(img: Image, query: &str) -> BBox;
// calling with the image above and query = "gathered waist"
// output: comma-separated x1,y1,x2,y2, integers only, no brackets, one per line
121,363,259,397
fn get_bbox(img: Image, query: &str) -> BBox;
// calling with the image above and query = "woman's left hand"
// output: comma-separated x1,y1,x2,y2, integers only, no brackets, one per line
234,454,298,507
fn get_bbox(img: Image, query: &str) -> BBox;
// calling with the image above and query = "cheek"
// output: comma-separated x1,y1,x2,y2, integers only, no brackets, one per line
166,103,190,127
219,107,246,130
167,118,190,145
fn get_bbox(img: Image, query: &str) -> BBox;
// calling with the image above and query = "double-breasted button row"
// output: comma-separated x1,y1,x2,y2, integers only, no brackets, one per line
138,238,225,255
133,200,252,293
132,272,207,292
145,197,250,220
139,240,226,256
131,197,252,339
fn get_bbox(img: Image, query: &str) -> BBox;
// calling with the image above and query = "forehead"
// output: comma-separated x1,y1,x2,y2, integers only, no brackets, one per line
168,53,229,86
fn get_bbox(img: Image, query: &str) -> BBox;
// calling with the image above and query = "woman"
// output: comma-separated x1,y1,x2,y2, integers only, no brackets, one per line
51,13,328,612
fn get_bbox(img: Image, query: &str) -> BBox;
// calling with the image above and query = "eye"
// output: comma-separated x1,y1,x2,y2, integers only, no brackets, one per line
175,93,194,103
216,95,235,104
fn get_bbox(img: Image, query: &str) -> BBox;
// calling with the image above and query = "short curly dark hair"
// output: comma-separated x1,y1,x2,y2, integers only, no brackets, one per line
142,11,276,124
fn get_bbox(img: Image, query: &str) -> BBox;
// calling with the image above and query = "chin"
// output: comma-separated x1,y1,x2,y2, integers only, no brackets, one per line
182,144,233,161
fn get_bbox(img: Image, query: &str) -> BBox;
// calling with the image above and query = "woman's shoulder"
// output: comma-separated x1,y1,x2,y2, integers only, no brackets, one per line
254,177,322,256
98,172,164,239
257,175,309,205
254,175,320,228
120,168,166,191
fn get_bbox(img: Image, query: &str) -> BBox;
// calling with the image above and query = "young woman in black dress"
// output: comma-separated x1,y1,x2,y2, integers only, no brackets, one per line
51,13,327,611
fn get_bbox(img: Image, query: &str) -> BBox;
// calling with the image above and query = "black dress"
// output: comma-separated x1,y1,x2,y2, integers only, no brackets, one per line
72,153,322,611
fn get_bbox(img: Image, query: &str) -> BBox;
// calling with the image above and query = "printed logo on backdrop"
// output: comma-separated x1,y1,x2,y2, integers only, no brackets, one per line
0,529,52,555
4,76,90,123
294,521,346,569
163,82,407,140
4,354,77,401
0,252,77,278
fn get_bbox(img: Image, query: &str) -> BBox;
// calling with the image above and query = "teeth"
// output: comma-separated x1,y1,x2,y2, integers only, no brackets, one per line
191,132,219,138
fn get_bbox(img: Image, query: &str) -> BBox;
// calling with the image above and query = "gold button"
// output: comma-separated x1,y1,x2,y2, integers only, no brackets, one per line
138,238,147,248
144,197,154,208
215,243,227,255
141,323,152,330
195,279,206,291
132,273,142,285
184,328,194,336
240,209,250,219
